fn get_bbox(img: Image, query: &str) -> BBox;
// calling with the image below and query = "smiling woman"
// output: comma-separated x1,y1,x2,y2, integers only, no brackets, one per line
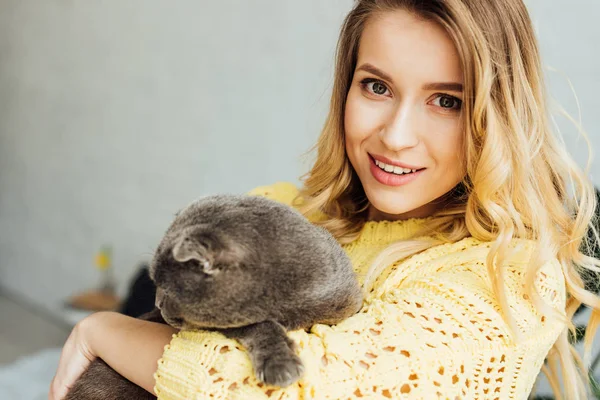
49,1,600,399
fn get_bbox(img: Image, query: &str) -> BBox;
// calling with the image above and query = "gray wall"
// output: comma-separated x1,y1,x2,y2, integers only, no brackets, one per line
0,0,597,326
527,0,600,179
0,0,348,315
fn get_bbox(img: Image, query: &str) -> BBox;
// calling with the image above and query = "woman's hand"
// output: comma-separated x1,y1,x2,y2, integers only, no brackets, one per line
48,311,178,400
48,314,97,400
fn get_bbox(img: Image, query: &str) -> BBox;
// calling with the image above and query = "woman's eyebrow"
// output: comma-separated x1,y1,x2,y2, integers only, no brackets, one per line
422,82,463,92
356,63,394,83
356,63,463,92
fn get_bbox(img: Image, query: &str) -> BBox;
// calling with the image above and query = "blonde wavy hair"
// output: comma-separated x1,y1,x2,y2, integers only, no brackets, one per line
290,0,600,398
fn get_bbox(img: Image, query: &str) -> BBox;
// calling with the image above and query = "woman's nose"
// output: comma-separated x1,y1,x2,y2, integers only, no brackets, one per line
379,103,420,150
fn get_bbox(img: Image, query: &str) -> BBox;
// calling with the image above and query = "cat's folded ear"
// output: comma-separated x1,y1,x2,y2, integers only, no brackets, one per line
172,235,203,263
172,228,216,274
171,224,249,274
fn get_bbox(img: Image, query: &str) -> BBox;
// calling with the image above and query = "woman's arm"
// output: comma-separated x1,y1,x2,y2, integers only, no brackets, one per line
85,312,177,393
50,311,177,399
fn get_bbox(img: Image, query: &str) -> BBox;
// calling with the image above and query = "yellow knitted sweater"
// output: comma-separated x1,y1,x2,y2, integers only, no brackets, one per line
153,181,567,400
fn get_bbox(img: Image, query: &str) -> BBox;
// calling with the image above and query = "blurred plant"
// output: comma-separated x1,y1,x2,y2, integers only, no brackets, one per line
591,371,600,398
531,187,600,399
95,244,116,294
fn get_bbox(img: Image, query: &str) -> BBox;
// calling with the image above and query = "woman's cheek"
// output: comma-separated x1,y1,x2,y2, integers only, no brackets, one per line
427,118,465,176
345,90,382,142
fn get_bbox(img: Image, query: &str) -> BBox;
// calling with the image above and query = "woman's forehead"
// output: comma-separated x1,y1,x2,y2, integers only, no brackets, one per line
357,10,463,88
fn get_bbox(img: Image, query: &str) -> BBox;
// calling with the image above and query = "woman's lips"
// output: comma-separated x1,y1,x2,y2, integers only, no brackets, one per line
369,154,426,187
368,153,425,170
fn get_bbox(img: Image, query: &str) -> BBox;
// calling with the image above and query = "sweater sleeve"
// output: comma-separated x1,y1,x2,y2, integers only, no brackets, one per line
153,183,567,399
244,181,302,205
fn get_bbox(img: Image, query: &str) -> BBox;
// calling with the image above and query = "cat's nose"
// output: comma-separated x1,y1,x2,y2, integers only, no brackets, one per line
155,288,165,309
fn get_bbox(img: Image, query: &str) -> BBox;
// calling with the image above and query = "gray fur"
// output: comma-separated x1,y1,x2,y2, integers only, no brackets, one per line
65,193,363,399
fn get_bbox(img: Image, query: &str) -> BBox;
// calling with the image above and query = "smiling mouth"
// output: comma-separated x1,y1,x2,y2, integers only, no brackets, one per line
369,155,426,175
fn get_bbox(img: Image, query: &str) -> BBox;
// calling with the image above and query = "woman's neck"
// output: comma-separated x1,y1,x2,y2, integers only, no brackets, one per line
366,191,455,222
367,205,436,222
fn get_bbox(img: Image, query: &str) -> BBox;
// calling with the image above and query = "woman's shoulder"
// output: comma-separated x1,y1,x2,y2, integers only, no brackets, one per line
416,235,558,269
421,236,565,310
245,181,300,206
380,236,565,305
424,236,563,286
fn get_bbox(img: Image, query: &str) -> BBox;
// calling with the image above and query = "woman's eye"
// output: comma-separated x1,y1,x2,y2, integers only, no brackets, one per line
431,94,462,110
360,78,390,97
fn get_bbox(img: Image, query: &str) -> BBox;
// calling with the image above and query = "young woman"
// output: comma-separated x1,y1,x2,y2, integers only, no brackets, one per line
50,0,600,399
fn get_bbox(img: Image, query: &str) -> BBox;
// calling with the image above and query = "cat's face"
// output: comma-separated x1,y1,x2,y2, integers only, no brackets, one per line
149,220,260,329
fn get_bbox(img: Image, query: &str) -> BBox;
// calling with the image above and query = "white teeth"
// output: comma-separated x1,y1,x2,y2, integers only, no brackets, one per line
375,159,418,175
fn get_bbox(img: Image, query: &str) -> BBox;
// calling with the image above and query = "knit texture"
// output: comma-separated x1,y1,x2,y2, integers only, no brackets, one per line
153,181,566,400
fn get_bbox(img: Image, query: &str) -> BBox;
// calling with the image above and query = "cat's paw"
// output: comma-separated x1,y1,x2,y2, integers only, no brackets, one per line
256,350,304,387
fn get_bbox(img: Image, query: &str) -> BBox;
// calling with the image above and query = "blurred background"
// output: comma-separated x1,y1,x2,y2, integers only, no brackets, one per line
0,0,598,398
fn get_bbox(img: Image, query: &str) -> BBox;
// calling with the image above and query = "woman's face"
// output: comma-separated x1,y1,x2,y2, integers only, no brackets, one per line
344,10,466,221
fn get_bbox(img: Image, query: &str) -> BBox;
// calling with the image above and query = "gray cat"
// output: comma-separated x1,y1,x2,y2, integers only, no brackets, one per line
65,193,363,399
